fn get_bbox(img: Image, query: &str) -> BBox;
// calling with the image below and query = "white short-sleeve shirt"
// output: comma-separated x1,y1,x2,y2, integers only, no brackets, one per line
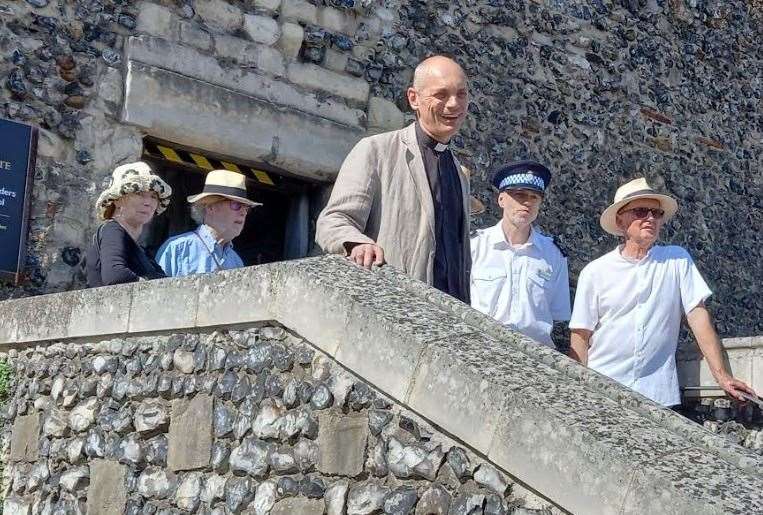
470,223,571,347
569,245,712,406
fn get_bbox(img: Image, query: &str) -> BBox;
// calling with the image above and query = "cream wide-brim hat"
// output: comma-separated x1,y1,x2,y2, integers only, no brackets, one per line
599,177,678,236
187,169,262,207
95,161,172,221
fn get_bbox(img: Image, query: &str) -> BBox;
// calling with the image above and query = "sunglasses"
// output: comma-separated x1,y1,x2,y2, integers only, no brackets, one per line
228,200,251,212
620,207,665,219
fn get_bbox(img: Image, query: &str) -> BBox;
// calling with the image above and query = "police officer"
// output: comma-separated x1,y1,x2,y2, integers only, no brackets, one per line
470,160,571,347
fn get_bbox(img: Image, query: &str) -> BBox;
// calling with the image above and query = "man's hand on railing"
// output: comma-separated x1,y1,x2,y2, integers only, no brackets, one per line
347,243,385,270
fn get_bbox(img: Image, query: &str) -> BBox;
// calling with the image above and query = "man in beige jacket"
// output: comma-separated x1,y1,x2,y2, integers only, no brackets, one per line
316,56,471,302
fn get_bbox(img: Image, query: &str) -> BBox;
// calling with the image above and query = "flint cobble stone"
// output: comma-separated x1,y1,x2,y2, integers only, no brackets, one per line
2,326,547,512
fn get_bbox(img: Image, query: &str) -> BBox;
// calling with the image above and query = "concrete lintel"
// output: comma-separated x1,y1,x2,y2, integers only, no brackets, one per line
122,61,362,182
124,35,366,129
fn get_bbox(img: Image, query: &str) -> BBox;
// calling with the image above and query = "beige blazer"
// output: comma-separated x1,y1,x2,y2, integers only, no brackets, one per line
316,123,471,288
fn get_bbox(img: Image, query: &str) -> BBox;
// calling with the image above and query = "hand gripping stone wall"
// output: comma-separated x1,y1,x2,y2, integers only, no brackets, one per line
2,256,763,514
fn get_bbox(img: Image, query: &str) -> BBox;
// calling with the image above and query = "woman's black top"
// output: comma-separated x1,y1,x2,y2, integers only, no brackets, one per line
86,220,166,288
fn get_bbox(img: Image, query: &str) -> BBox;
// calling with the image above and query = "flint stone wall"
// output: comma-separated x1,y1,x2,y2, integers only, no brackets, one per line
0,0,402,293
3,326,547,515
1,0,762,348
2,256,763,514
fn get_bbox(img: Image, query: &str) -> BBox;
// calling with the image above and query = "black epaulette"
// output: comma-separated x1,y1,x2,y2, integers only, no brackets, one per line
469,228,480,239
551,235,568,257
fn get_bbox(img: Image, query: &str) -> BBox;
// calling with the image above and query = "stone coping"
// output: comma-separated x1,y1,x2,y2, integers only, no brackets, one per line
678,336,763,356
676,333,763,397
1,256,762,514
717,336,763,350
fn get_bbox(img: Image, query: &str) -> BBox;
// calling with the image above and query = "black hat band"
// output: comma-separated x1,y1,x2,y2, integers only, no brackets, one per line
201,184,248,198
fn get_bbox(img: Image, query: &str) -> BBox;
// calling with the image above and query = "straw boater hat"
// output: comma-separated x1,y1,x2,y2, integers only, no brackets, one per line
600,177,678,236
96,161,172,221
187,169,261,207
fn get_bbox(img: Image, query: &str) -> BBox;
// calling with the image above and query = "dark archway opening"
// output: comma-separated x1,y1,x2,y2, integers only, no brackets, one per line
139,138,319,266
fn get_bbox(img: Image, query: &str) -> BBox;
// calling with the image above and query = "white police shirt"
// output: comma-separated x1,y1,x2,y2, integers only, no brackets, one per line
470,222,571,347
569,245,712,407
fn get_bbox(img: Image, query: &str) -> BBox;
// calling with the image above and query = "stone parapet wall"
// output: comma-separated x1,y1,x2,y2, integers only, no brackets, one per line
679,336,763,398
4,326,547,514
381,265,763,469
1,256,763,514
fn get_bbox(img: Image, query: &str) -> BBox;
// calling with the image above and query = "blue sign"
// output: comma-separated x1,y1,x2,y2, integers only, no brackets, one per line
0,118,37,284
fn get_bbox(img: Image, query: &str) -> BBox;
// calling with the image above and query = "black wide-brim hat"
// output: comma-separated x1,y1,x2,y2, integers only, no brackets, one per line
492,160,552,194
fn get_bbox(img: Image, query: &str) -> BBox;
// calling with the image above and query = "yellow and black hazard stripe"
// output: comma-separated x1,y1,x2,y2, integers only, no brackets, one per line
143,140,303,192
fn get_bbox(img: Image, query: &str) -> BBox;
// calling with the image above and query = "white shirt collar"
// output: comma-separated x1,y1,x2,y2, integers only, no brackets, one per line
614,244,653,264
198,224,234,252
488,222,538,249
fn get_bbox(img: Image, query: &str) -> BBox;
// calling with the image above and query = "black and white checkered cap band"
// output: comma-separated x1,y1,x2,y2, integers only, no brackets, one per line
499,173,546,191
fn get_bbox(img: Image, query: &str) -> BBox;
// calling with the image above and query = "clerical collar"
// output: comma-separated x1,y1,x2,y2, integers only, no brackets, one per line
415,122,449,152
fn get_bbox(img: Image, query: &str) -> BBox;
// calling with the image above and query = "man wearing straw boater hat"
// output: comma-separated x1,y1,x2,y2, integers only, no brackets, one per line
568,177,755,406
157,169,261,276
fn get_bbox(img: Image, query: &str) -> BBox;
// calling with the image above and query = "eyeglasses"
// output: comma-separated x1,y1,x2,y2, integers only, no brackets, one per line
228,200,251,213
620,207,665,219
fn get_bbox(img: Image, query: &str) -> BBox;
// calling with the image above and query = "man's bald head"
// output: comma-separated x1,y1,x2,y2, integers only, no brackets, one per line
412,56,467,90
407,56,469,143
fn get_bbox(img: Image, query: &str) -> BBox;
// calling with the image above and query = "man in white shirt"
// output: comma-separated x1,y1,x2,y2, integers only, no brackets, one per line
569,177,755,406
470,160,571,347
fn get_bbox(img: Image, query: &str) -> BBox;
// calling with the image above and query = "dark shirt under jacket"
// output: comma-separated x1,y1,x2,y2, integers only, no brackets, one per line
415,123,468,303
86,220,166,288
